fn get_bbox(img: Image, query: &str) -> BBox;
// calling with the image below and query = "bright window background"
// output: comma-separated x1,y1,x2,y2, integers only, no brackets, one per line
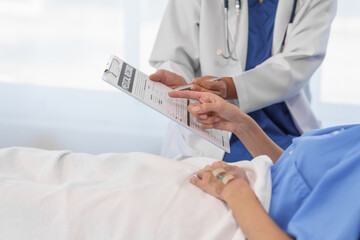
312,0,360,126
0,0,167,89
0,0,169,154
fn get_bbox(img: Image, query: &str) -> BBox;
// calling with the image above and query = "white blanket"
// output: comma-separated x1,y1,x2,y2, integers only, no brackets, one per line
0,147,272,240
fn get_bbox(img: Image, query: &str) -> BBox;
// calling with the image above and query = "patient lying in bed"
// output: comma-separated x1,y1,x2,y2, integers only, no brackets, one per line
1,92,359,240
0,147,271,240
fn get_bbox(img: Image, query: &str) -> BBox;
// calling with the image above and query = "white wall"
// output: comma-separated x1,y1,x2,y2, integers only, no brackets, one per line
0,0,169,154
310,0,360,127
0,83,169,154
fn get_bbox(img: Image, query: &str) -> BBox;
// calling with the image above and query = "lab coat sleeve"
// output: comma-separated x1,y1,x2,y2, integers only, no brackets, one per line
149,0,201,82
234,0,337,113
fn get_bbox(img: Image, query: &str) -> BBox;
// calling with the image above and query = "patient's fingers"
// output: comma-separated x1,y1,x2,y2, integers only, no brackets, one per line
189,109,220,124
201,121,236,133
197,165,212,179
169,91,223,109
201,170,213,184
190,176,201,186
210,161,230,169
193,102,223,116
191,171,225,200
197,115,221,125
208,163,249,184
191,162,251,202
168,90,203,101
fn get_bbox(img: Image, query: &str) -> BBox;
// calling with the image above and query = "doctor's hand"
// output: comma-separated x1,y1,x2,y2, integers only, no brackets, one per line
149,69,187,89
168,91,249,134
190,76,238,100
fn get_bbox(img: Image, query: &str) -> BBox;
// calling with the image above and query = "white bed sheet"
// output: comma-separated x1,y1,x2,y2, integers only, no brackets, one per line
0,147,272,240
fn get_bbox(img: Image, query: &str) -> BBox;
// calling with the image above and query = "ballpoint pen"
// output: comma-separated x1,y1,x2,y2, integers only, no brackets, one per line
173,77,223,91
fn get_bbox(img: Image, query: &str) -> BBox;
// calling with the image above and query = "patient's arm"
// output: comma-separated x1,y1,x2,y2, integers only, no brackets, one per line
191,161,293,240
226,184,293,240
168,91,284,163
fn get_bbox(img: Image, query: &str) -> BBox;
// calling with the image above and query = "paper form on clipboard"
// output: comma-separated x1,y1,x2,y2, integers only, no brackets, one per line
102,55,230,153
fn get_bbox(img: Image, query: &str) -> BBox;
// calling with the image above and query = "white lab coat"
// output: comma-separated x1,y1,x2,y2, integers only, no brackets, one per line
150,0,337,160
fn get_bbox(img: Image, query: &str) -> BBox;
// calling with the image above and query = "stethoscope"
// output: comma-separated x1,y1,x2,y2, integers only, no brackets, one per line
217,0,241,61
217,0,298,61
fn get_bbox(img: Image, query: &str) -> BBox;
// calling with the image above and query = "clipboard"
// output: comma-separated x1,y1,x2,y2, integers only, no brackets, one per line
102,55,230,153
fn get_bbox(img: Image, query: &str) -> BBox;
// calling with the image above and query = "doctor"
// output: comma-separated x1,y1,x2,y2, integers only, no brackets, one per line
149,0,337,161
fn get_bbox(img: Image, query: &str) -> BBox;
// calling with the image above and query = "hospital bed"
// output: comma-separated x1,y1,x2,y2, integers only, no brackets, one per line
0,147,272,240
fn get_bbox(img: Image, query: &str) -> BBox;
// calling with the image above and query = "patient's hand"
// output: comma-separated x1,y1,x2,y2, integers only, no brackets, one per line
190,161,251,202
169,91,284,161
168,91,247,134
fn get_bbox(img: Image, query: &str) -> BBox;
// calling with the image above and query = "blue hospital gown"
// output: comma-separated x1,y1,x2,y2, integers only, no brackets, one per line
269,124,360,239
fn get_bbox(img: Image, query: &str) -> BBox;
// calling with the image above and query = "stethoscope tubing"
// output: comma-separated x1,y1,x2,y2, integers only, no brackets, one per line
219,0,297,61
219,0,241,60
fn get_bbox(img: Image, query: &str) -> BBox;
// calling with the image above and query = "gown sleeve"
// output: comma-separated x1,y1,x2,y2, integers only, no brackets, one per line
286,142,360,239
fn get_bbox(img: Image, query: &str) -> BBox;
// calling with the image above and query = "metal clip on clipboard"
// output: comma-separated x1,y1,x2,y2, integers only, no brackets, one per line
104,57,121,78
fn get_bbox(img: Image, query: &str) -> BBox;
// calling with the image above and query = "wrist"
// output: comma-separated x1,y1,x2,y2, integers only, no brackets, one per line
222,181,254,206
232,113,253,137
223,77,237,99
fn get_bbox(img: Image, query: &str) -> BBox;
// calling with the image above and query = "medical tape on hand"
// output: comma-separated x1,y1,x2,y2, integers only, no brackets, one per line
222,174,235,185
212,168,226,178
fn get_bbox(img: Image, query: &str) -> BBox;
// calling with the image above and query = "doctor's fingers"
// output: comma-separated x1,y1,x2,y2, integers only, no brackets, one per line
191,77,227,97
193,78,227,91
191,84,227,99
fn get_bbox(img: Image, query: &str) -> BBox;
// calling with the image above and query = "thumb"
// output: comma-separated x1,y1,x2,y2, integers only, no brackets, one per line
149,69,165,82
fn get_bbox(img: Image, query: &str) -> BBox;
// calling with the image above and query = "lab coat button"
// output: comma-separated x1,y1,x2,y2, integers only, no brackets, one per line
289,150,294,155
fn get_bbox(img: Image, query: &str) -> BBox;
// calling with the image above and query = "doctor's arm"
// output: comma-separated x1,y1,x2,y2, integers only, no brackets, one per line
230,0,337,112
190,0,337,109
